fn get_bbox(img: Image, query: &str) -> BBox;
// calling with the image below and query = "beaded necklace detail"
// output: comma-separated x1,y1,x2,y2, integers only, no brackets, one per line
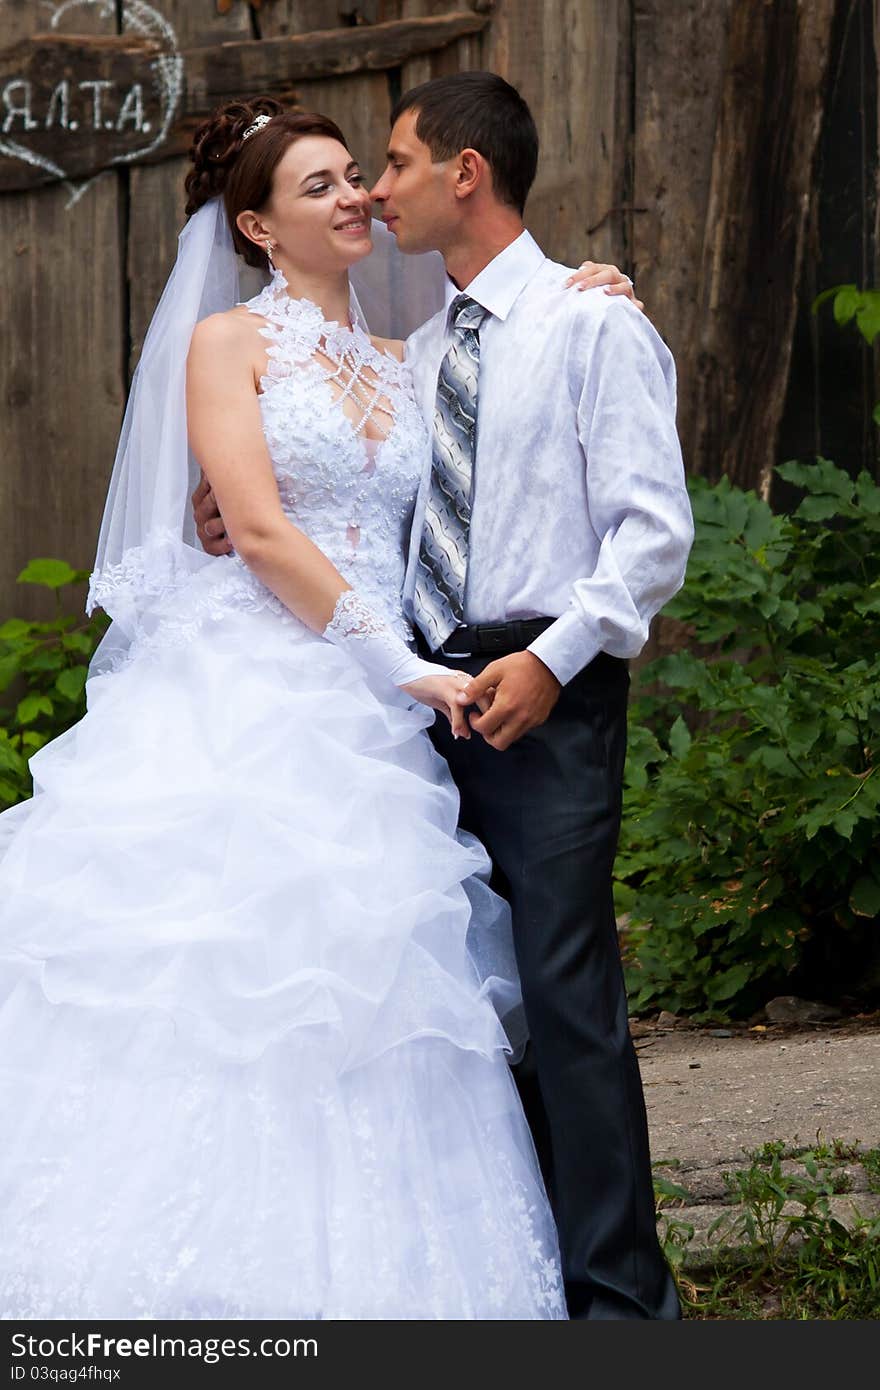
248,268,400,443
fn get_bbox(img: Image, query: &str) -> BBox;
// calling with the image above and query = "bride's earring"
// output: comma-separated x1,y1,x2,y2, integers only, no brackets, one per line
265,240,277,272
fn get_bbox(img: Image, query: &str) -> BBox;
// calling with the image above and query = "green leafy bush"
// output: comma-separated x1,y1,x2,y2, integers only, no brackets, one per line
0,560,108,811
617,460,880,1019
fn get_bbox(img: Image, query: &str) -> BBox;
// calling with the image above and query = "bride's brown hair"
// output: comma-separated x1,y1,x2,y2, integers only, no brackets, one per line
184,98,351,270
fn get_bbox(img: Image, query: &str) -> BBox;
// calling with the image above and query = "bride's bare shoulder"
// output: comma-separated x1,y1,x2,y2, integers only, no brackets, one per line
191,304,261,344
188,306,268,374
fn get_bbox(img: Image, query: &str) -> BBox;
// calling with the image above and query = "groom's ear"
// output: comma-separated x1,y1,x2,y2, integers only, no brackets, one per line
453,148,489,202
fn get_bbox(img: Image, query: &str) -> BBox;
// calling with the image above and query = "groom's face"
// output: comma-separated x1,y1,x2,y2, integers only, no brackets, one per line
370,111,459,255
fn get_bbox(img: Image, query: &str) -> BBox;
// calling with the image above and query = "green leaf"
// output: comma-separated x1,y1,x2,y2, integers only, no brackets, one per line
16,693,53,725
0,655,21,692
811,284,851,314
787,718,822,758
832,285,860,327
855,292,880,345
873,402,880,428
850,876,880,919
55,666,87,702
0,619,31,640
776,457,855,501
832,808,857,839
0,735,26,774
710,962,752,1002
0,775,27,804
16,559,82,590
755,746,800,776
668,715,692,759
756,591,780,619
855,470,880,515
62,632,95,656
796,495,850,522
652,652,706,690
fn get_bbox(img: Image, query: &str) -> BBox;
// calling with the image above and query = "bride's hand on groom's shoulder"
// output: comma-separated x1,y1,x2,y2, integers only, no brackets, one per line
456,653,561,751
565,261,645,313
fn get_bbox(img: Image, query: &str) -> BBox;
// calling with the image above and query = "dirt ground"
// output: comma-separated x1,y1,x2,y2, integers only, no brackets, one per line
637,1018,880,1164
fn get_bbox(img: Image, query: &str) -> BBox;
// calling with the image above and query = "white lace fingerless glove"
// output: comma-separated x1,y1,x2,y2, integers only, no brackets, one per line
323,590,450,688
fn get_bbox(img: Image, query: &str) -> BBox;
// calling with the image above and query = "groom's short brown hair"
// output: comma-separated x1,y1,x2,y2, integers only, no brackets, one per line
391,72,539,216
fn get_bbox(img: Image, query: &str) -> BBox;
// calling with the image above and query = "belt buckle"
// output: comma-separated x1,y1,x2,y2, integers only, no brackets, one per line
441,626,473,658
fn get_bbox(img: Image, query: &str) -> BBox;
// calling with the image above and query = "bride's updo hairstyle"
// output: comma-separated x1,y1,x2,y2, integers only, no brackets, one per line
184,97,351,270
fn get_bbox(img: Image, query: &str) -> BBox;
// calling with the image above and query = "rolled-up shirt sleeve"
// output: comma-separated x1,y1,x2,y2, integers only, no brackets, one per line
527,298,694,685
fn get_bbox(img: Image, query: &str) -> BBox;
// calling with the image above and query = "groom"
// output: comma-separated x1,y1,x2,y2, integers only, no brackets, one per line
374,72,692,1322
196,72,693,1319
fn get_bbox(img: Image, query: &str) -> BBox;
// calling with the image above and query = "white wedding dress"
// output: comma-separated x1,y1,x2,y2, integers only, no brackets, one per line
0,272,565,1320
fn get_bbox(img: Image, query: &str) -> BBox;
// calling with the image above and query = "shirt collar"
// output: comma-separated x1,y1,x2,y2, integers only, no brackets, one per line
442,229,545,323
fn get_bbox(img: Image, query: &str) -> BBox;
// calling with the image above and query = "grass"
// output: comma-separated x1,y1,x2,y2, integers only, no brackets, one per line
654,1139,880,1319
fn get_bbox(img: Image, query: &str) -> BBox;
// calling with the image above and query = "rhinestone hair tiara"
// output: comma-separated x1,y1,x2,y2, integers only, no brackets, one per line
242,113,272,142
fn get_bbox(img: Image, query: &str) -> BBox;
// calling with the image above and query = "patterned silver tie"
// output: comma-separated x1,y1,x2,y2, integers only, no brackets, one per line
414,293,488,649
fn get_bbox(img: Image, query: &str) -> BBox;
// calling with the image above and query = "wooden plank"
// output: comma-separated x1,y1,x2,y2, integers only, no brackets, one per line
632,0,732,462
257,2,397,184
0,2,123,622
181,10,489,123
396,0,484,91
0,11,490,191
126,0,251,374
481,0,629,270
0,0,111,45
252,1,380,32
687,0,837,493
271,70,392,184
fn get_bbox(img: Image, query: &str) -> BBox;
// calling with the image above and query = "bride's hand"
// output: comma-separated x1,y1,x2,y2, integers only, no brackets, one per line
401,670,487,739
565,261,644,312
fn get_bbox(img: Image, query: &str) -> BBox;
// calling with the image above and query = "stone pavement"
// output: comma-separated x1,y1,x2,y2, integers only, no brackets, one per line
635,1015,880,1266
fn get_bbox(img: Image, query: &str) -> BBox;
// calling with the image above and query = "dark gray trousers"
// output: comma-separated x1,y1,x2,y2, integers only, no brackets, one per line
426,645,681,1319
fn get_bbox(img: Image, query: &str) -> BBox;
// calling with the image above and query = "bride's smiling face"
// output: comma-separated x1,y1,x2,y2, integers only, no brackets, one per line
236,135,373,275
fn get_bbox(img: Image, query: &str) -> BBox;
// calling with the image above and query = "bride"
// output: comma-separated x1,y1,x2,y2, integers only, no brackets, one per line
0,99,625,1320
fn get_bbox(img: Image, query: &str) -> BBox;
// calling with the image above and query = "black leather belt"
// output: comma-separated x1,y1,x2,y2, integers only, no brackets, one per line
436,617,554,657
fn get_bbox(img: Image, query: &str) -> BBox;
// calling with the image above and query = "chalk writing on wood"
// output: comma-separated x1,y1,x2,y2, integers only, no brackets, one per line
0,5,490,194
0,0,182,189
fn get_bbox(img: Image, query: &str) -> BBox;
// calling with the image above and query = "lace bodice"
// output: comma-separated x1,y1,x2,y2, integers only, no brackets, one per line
87,271,429,664
242,271,430,639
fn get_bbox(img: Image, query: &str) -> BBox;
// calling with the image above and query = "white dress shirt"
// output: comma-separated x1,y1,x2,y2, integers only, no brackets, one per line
401,231,694,685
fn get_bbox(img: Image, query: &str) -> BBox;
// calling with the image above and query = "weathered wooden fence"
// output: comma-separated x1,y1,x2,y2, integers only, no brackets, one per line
1,0,877,618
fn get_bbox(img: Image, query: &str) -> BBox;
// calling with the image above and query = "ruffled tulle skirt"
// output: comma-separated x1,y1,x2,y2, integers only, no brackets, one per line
0,600,564,1319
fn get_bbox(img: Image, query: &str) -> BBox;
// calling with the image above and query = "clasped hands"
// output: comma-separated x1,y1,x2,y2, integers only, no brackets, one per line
406,650,561,749
192,478,561,751
450,652,561,751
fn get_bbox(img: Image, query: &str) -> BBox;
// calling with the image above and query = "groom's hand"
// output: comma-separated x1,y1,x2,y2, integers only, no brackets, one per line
192,472,233,557
457,652,561,750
